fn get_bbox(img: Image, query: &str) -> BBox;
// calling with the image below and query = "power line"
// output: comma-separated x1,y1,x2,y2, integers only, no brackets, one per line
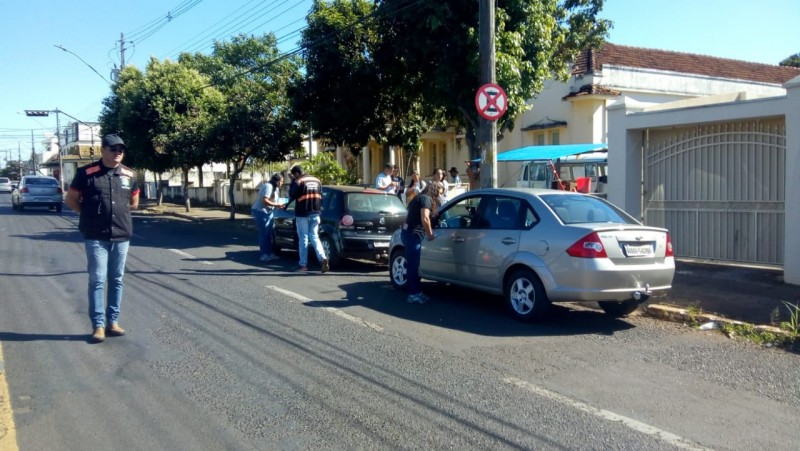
199,0,423,89
126,0,205,44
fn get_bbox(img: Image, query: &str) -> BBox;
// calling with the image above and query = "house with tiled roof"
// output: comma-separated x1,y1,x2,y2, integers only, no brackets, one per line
495,42,800,186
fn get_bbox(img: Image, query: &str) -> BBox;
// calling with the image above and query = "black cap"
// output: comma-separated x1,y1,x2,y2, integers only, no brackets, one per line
449,167,458,173
102,134,126,148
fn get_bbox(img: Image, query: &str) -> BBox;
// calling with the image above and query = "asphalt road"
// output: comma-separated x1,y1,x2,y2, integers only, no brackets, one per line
1,193,799,450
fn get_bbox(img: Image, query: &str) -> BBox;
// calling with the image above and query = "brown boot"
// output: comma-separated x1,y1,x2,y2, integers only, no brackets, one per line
107,323,126,337
91,327,106,343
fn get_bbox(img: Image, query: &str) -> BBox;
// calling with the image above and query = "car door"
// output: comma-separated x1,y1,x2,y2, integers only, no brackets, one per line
420,194,482,280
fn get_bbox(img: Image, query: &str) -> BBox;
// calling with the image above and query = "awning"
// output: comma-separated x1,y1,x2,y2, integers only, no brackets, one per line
496,143,606,162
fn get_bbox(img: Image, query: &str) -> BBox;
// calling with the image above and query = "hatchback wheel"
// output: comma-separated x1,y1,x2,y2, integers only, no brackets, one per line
505,268,550,321
320,236,340,268
598,300,640,317
55,204,63,213
389,249,408,289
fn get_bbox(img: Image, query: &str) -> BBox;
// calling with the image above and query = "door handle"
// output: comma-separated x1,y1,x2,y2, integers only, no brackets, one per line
501,238,516,245
452,236,465,243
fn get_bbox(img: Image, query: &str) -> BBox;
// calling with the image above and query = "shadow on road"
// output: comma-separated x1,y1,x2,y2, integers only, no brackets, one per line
0,332,90,343
313,280,636,338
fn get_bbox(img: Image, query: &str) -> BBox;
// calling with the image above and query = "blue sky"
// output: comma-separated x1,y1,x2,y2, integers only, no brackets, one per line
1,0,797,164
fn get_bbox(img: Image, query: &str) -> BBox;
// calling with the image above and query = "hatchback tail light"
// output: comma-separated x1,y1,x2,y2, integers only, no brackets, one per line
566,232,608,258
665,233,674,257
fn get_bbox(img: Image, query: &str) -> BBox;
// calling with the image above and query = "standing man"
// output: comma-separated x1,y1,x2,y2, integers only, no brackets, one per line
391,164,405,200
448,167,462,186
284,164,329,273
375,163,397,194
252,173,284,263
64,134,139,343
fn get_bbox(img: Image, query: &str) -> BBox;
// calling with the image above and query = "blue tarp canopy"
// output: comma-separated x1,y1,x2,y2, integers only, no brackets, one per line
495,143,607,162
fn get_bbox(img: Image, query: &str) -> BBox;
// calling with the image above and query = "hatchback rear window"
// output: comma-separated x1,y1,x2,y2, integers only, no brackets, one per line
346,193,406,214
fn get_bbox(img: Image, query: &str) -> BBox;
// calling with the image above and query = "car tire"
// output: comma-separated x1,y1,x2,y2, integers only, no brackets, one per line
320,235,340,268
505,268,550,322
598,300,640,317
55,204,63,213
17,203,24,212
389,248,408,290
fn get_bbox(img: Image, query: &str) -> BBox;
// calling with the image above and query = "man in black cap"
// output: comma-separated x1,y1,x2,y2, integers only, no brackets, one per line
64,134,140,343
448,167,462,186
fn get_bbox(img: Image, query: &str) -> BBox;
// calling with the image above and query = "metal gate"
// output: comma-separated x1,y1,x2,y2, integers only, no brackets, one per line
643,119,785,265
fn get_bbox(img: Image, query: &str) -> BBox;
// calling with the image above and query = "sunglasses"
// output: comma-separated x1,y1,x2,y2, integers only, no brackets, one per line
108,146,125,153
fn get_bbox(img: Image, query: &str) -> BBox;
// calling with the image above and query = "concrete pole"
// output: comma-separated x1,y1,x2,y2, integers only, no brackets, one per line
478,0,497,188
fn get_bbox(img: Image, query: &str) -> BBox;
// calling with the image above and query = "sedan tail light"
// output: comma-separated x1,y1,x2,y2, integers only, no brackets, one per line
57,187,63,194
665,233,674,257
566,232,608,258
20,187,29,193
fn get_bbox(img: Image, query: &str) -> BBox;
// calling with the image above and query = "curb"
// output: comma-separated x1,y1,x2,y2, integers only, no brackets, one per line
644,304,792,338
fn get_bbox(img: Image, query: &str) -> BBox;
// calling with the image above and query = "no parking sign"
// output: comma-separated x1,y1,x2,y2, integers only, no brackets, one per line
474,83,508,121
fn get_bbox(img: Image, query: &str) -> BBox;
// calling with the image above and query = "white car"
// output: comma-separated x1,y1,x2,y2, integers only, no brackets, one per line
0,177,12,193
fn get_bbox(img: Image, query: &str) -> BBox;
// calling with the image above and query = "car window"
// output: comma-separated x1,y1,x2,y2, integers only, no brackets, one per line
540,193,637,225
436,195,480,229
0,178,9,183
26,178,58,186
346,193,405,214
475,196,523,230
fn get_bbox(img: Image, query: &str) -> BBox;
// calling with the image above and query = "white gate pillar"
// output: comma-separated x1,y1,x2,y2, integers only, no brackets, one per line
783,76,800,285
607,99,646,220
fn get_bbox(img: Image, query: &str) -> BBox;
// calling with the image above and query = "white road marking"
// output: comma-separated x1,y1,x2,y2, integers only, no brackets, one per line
503,377,711,450
266,286,384,332
168,248,213,265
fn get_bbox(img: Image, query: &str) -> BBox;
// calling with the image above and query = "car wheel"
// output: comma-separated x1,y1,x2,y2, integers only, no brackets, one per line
505,268,550,321
17,203,24,212
598,300,640,317
389,248,408,289
320,235,340,267
55,204,63,213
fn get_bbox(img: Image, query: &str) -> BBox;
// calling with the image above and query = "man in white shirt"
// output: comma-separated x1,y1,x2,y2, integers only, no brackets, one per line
375,163,397,194
449,167,462,185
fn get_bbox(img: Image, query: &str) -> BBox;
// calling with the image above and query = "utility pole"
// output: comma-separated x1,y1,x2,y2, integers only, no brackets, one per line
119,33,126,69
478,0,497,188
30,129,37,173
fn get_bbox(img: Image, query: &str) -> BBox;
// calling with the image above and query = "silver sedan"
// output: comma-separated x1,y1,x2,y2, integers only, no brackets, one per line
389,188,675,321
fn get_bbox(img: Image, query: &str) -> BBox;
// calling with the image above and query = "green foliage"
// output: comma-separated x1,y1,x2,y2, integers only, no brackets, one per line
303,151,357,185
294,0,610,161
720,322,795,348
779,52,800,68
779,301,800,338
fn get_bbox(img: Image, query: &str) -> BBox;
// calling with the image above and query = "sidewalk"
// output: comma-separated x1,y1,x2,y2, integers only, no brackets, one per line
136,200,800,330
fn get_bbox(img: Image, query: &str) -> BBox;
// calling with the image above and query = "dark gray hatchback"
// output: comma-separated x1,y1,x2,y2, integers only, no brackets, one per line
272,186,407,268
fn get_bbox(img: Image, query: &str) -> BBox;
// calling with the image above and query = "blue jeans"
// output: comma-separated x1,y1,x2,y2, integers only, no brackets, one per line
295,213,326,267
251,208,275,256
85,240,130,329
401,228,422,294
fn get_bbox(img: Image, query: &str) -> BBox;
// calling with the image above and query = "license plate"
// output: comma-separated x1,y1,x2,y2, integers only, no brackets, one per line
373,242,390,248
624,244,653,257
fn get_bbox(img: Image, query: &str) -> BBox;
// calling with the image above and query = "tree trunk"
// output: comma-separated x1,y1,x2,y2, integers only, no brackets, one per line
227,158,248,221
182,167,191,212
157,173,164,206
197,164,204,188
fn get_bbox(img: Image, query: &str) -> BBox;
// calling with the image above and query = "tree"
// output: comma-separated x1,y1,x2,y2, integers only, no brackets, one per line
295,0,610,162
100,59,225,211
181,34,303,220
780,52,800,68
375,0,610,158
293,0,438,160
100,65,174,204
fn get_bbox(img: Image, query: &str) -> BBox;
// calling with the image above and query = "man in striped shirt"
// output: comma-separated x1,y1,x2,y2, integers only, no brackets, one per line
284,164,329,273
